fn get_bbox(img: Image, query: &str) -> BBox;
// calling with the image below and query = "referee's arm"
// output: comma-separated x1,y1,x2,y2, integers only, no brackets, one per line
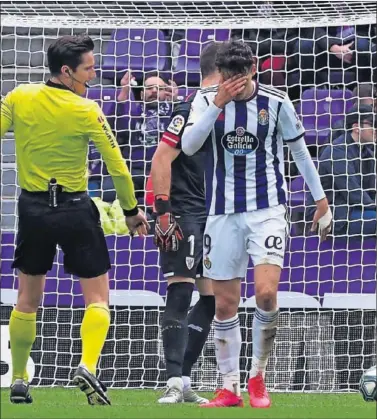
88,104,138,215
1,92,14,137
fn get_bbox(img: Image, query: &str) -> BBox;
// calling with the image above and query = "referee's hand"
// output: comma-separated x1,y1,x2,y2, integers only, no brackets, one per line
126,209,150,237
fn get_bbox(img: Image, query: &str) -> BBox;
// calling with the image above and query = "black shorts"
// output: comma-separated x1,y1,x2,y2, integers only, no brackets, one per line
159,216,205,279
12,190,111,278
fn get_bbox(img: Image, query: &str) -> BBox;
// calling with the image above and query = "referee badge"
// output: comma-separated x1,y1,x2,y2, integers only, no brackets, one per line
258,109,269,126
204,256,212,270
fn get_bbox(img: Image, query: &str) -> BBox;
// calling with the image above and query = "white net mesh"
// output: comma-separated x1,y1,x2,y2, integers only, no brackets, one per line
1,0,376,392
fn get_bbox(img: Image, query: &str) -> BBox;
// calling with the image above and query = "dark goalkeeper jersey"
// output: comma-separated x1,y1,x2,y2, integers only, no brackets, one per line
160,93,206,221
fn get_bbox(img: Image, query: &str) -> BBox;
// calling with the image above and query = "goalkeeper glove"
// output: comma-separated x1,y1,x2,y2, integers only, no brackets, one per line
153,195,183,252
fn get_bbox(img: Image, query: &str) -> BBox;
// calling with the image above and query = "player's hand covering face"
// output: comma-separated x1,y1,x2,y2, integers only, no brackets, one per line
213,75,248,108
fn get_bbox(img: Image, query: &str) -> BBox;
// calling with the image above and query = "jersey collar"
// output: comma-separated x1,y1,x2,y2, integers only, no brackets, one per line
46,79,72,91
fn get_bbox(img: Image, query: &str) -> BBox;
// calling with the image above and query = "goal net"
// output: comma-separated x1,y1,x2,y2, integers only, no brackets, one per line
1,0,376,392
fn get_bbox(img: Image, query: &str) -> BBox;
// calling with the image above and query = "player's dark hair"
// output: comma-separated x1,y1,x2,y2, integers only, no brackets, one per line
47,35,94,76
200,42,220,78
215,40,254,77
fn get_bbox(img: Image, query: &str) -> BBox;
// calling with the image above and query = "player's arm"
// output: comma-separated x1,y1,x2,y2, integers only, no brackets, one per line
0,91,14,138
151,109,188,252
181,76,247,156
181,94,219,156
87,103,149,236
278,94,332,241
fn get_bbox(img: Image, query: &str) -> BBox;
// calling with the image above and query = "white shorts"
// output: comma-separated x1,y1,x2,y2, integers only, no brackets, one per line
203,205,289,280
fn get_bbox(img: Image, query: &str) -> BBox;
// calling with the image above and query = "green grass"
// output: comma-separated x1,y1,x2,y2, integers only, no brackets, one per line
1,388,375,419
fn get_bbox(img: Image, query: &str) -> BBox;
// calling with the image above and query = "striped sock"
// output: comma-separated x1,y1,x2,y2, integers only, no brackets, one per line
250,307,279,379
213,314,242,396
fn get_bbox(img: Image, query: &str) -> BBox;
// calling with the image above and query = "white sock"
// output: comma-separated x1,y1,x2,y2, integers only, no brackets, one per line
250,307,279,379
182,375,191,389
167,376,183,391
213,314,242,396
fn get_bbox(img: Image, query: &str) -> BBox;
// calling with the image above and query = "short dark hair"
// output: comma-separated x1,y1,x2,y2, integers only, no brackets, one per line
200,42,220,78
215,40,254,77
352,83,376,99
144,71,168,84
47,35,94,76
346,104,376,129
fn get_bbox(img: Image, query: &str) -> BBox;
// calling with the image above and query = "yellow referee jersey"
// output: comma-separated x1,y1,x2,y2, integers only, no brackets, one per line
0,81,137,212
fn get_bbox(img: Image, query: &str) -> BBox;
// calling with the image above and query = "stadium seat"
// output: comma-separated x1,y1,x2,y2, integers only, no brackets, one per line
101,29,170,81
173,29,230,86
176,87,198,102
296,88,353,146
86,87,118,126
287,70,356,89
243,291,321,309
322,293,376,309
109,290,165,306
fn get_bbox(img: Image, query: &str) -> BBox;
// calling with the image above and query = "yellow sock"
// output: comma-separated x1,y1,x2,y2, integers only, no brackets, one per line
9,309,36,383
80,303,110,375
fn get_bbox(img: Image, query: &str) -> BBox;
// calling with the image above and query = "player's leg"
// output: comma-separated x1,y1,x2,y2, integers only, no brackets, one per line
9,191,56,404
58,195,111,405
158,218,205,404
182,277,215,403
245,205,288,408
159,275,194,403
9,273,45,404
201,214,248,408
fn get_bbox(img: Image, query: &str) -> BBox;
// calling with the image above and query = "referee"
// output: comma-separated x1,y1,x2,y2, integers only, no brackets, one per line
0,35,149,406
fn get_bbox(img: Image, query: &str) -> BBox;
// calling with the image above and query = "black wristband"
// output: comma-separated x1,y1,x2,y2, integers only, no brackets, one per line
122,205,139,217
155,198,172,215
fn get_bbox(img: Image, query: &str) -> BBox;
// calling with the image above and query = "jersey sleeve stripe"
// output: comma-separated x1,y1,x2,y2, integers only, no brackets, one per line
161,135,179,148
284,132,305,143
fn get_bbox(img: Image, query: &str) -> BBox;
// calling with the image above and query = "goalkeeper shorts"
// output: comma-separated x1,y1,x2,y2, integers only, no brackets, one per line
159,216,205,280
12,190,111,278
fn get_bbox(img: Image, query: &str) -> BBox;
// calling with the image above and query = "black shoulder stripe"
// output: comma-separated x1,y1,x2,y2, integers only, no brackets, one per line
203,96,210,106
259,85,286,100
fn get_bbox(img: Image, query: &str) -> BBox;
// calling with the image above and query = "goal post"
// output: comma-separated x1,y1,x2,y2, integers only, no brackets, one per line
1,0,376,392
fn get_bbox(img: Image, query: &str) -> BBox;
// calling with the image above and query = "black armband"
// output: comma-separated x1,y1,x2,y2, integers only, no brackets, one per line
122,205,139,217
155,195,172,215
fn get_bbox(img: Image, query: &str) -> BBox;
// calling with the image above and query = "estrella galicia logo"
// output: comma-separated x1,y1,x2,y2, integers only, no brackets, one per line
221,126,259,155
265,235,283,250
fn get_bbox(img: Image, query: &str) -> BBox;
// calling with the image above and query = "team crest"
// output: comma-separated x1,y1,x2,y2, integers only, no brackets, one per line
204,256,212,270
236,126,245,136
186,257,194,270
167,115,185,135
258,109,269,125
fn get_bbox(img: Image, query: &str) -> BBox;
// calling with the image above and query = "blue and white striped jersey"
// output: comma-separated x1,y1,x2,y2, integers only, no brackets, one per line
187,83,305,215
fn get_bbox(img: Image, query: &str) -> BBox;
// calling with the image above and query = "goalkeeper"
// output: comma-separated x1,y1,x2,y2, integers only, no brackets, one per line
151,42,220,404
0,34,149,406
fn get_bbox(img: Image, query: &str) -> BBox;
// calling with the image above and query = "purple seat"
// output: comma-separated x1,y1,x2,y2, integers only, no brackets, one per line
173,29,230,86
101,29,170,81
176,87,198,102
329,71,356,85
86,87,118,127
296,88,353,146
288,70,356,88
